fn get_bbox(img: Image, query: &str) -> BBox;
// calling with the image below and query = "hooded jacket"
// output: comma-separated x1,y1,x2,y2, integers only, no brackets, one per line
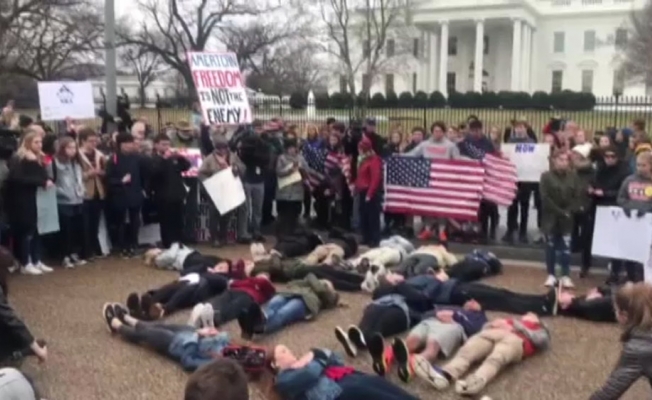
279,273,339,318
404,136,460,159
52,159,85,205
539,169,582,235
617,173,652,212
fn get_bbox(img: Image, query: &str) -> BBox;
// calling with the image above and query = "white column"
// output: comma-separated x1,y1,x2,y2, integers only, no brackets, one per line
418,30,428,91
473,19,484,92
429,31,438,92
438,21,449,95
511,18,522,91
520,23,531,92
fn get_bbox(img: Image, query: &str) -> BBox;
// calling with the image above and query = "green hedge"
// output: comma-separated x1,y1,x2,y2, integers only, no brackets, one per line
289,90,597,111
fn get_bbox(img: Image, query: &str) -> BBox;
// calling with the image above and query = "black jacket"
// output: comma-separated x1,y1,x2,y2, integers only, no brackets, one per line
593,161,630,206
105,153,146,208
238,135,271,184
326,229,358,258
5,157,48,230
0,286,35,362
148,154,191,204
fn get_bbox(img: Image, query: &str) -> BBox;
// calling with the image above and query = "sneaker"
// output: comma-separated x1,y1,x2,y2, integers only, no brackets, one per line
8,263,19,274
418,228,433,241
367,333,387,376
121,250,130,259
544,275,557,287
560,275,575,289
62,257,75,269
544,288,559,316
140,293,154,320
102,303,118,333
149,303,165,320
127,249,136,258
71,254,87,266
126,292,141,318
392,338,413,383
455,374,487,395
113,303,129,324
200,303,214,328
413,355,451,390
21,263,43,275
188,304,206,328
347,325,366,349
36,262,53,273
237,308,255,340
334,326,357,357
247,302,267,334
438,229,448,244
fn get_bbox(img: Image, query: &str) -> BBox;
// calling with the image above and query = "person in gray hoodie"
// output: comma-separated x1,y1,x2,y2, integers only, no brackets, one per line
52,136,87,268
404,121,460,242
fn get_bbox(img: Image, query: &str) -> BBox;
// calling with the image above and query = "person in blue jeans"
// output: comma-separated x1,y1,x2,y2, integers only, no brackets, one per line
238,273,340,339
272,345,419,400
103,302,230,372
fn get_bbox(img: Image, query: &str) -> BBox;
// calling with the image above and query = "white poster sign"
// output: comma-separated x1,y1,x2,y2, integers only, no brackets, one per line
187,52,252,125
592,206,652,263
37,81,95,121
202,167,246,215
502,143,550,182
36,187,59,234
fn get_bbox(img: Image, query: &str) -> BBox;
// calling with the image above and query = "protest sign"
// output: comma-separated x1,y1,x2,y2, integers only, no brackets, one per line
592,206,652,263
37,187,60,234
187,52,252,125
37,81,95,121
202,167,246,214
501,143,550,182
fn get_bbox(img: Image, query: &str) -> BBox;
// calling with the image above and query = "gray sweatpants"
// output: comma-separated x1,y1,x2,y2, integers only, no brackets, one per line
243,182,265,237
0,368,37,400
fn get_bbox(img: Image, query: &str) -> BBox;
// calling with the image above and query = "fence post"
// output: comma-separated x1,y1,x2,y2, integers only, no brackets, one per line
612,94,620,129
422,106,427,130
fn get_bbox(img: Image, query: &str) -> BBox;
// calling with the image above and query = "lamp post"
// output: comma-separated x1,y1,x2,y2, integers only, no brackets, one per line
104,0,117,117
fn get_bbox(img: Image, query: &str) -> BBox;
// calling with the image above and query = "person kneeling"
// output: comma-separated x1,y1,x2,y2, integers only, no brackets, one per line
424,312,550,395
238,274,340,339
272,345,419,400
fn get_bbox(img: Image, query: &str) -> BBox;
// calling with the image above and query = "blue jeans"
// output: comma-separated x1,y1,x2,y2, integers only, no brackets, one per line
544,233,571,277
263,295,308,333
17,230,41,265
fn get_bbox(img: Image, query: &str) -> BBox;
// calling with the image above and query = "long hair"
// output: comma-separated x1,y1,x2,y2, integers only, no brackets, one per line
614,282,652,341
55,136,81,164
16,131,44,163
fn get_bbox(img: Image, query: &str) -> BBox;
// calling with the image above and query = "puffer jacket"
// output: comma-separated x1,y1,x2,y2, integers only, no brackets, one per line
279,273,339,317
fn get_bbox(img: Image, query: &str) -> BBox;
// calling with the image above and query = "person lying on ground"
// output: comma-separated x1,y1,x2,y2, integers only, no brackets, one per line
184,358,249,400
189,273,276,328
0,368,44,400
589,282,652,400
349,235,415,270
103,302,230,372
423,312,551,396
125,269,231,320
251,251,364,292
0,248,48,366
392,300,487,383
254,228,358,267
261,226,324,259
360,248,503,293
238,274,341,339
144,243,243,276
557,285,616,323
391,244,458,278
271,345,420,400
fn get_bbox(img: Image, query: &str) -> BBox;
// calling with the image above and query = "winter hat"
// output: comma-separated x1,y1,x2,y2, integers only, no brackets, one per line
571,143,592,159
358,135,373,152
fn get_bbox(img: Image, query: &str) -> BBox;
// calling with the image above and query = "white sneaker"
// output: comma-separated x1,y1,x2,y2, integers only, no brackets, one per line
544,275,557,287
188,303,205,328
62,257,75,269
200,303,215,328
36,262,53,273
8,263,19,274
71,254,87,266
560,276,575,289
21,263,43,275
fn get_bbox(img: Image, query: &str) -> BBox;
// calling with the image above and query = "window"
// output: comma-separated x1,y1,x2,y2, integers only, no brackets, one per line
386,39,395,58
551,70,563,92
613,69,625,95
363,40,370,58
385,74,394,93
362,74,371,92
339,75,347,93
581,70,594,92
584,30,596,52
448,37,458,56
553,32,565,53
413,38,420,58
446,72,456,93
484,35,489,55
412,73,417,92
615,28,628,49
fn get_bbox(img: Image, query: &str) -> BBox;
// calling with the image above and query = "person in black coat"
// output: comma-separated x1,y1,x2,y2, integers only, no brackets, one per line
591,146,632,282
238,132,271,240
5,131,52,275
105,133,146,257
149,134,191,248
0,246,47,364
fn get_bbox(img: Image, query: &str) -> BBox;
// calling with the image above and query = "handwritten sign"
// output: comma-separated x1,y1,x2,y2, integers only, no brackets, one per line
502,143,550,182
187,52,252,125
592,206,652,263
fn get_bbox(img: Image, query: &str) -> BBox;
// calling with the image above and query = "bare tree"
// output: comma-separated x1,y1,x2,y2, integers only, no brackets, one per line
120,46,168,107
313,0,413,97
117,0,268,101
621,2,652,87
2,3,102,80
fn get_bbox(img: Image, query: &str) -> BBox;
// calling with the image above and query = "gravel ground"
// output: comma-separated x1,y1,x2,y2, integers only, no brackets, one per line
8,244,650,400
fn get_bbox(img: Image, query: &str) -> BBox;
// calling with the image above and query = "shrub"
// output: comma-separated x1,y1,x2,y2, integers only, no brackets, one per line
429,91,446,108
329,92,354,109
369,93,386,108
314,92,330,109
398,91,414,108
385,91,399,108
413,91,429,107
289,92,307,109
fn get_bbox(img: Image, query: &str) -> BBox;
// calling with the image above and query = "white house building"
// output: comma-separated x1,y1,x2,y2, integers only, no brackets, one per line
329,0,647,97
89,74,180,108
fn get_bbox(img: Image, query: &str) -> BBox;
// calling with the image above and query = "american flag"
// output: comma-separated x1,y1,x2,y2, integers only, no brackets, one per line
483,153,518,206
384,157,487,220
301,145,353,192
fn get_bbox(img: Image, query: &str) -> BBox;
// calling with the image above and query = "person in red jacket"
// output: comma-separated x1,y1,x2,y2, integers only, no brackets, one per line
190,273,276,328
355,136,383,246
